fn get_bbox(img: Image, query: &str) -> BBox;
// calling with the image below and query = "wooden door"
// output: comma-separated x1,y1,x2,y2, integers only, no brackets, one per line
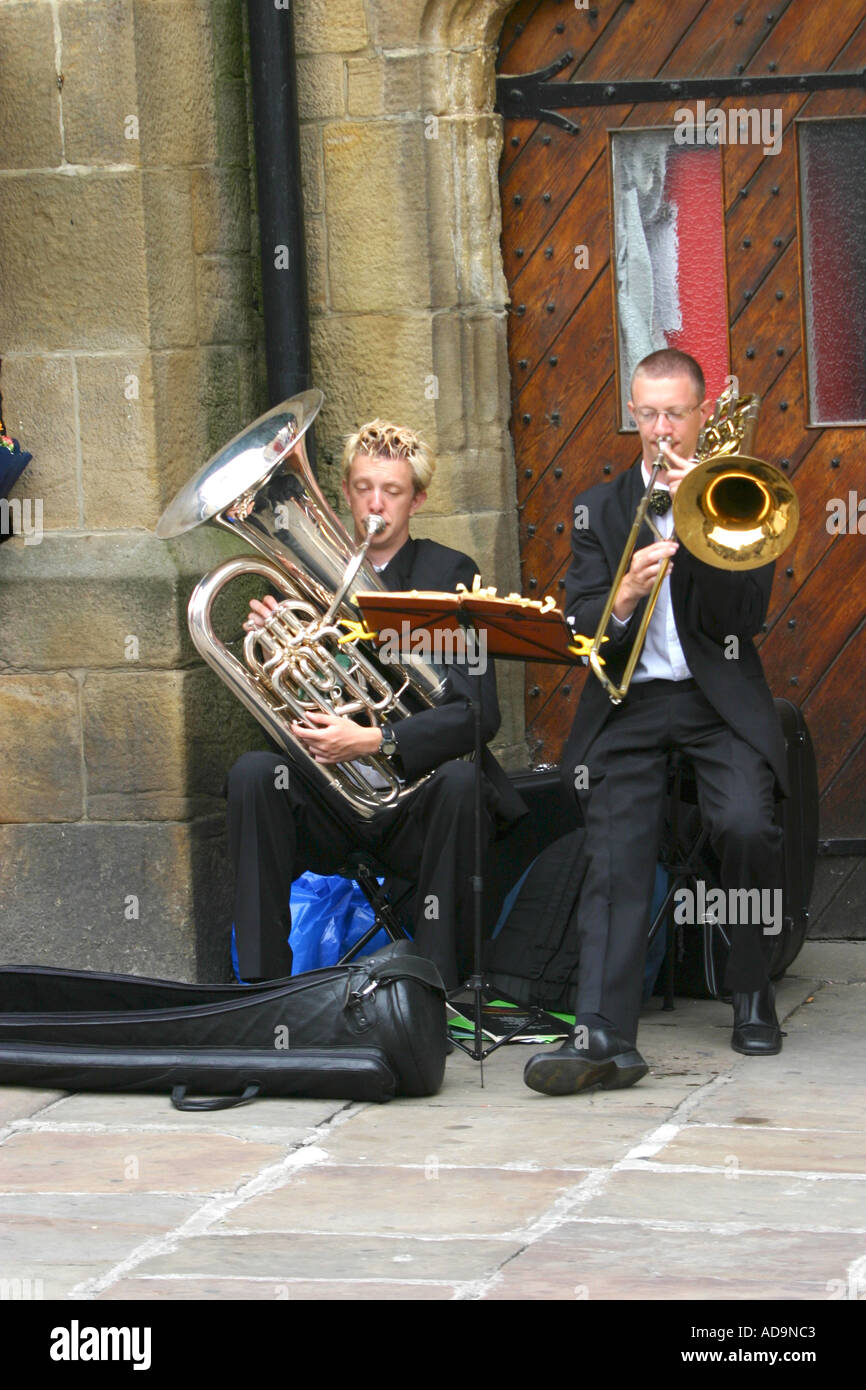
497,0,866,843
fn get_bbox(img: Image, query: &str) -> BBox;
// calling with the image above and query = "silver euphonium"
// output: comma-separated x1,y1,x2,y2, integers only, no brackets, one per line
156,390,449,818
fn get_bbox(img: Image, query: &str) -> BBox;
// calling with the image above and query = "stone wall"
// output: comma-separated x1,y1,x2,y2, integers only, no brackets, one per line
0,0,526,979
0,0,270,977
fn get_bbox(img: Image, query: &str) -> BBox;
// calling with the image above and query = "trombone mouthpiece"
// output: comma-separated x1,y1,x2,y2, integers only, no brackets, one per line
366,516,386,536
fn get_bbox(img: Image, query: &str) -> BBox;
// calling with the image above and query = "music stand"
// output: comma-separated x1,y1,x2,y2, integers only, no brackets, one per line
352,587,597,1074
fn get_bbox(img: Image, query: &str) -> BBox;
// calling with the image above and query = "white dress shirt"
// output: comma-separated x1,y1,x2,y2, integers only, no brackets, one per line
609,461,692,684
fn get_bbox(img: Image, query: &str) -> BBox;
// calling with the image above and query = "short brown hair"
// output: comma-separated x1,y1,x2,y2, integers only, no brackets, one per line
341,419,435,493
631,349,706,401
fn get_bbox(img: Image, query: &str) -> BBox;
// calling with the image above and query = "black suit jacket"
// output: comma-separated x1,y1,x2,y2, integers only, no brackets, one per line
379,536,527,829
560,463,788,797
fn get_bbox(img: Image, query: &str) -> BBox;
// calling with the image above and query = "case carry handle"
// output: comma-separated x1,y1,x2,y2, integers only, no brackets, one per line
171,1082,261,1111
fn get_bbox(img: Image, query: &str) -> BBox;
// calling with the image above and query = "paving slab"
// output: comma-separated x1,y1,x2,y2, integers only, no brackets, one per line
0,1087,65,1126
653,1123,866,1175
97,1276,457,1300
0,1129,285,1193
581,1169,866,1231
687,1077,866,1130
317,1100,659,1169
217,1163,580,1238
483,1220,860,1301
0,1193,200,1299
133,1231,520,1283
36,1089,348,1143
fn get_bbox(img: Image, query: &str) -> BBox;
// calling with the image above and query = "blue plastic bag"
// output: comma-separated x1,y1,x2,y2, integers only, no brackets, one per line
231,872,391,982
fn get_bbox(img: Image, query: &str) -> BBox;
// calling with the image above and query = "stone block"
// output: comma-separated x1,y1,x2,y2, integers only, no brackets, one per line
195,255,257,346
83,667,265,821
139,170,198,350
299,125,324,214
237,343,268,425
0,0,62,169
323,122,431,312
209,0,246,80
0,674,83,822
0,814,235,979
0,355,80,530
297,54,345,121
347,55,421,118
366,0,427,49
132,0,221,167
305,216,328,311
190,168,251,255
294,0,369,54
310,314,436,461
0,529,236,674
0,174,149,354
77,353,161,531
416,509,520,593
419,448,511,518
59,0,140,166
150,349,246,509
346,58,384,118
447,49,497,114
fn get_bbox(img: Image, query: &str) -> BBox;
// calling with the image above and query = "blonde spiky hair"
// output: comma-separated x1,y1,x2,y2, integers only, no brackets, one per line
341,419,435,494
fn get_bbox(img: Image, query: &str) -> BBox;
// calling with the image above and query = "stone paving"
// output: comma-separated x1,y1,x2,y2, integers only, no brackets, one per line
0,942,864,1302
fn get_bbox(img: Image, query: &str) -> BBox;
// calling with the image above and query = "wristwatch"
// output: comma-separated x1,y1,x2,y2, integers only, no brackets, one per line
379,722,398,758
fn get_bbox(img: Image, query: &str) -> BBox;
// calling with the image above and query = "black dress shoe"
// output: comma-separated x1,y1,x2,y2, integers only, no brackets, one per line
523,1024,648,1096
731,981,784,1056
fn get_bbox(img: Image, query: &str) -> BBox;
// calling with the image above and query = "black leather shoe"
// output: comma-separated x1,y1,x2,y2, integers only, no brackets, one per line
523,1024,648,1096
731,981,784,1056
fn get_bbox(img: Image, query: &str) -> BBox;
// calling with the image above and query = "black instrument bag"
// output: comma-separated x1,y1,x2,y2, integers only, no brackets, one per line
0,944,446,1108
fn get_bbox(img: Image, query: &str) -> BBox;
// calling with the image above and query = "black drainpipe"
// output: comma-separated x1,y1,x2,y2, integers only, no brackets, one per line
245,0,312,409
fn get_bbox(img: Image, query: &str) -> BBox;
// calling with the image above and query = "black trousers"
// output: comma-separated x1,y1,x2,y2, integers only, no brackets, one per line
570,680,783,1044
227,753,496,989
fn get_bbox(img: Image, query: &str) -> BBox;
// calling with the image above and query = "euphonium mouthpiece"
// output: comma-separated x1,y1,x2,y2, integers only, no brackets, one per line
366,515,386,536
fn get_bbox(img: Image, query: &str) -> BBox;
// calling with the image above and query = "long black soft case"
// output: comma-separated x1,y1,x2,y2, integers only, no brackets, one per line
0,944,446,1106
485,698,819,1006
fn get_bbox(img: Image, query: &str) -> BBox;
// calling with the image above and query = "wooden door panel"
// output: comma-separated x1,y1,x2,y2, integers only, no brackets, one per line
803,624,866,791
821,741,866,837
512,272,614,480
759,542,864,700
508,158,612,381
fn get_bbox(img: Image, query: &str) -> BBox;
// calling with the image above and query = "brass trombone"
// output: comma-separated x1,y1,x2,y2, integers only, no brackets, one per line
588,387,799,705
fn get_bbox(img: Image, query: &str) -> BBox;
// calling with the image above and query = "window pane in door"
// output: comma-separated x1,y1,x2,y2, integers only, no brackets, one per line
798,119,866,425
611,128,728,426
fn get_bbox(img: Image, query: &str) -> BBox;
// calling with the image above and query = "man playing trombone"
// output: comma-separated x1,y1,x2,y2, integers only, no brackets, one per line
524,348,788,1096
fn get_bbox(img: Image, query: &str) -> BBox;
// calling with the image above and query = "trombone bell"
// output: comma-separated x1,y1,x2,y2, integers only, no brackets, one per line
674,454,799,570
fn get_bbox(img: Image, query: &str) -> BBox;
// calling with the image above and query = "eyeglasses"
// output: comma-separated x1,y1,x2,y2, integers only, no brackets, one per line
631,404,701,425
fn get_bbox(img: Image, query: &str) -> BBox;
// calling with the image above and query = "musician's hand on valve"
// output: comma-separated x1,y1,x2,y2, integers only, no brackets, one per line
243,594,278,631
292,711,383,764
613,540,679,621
